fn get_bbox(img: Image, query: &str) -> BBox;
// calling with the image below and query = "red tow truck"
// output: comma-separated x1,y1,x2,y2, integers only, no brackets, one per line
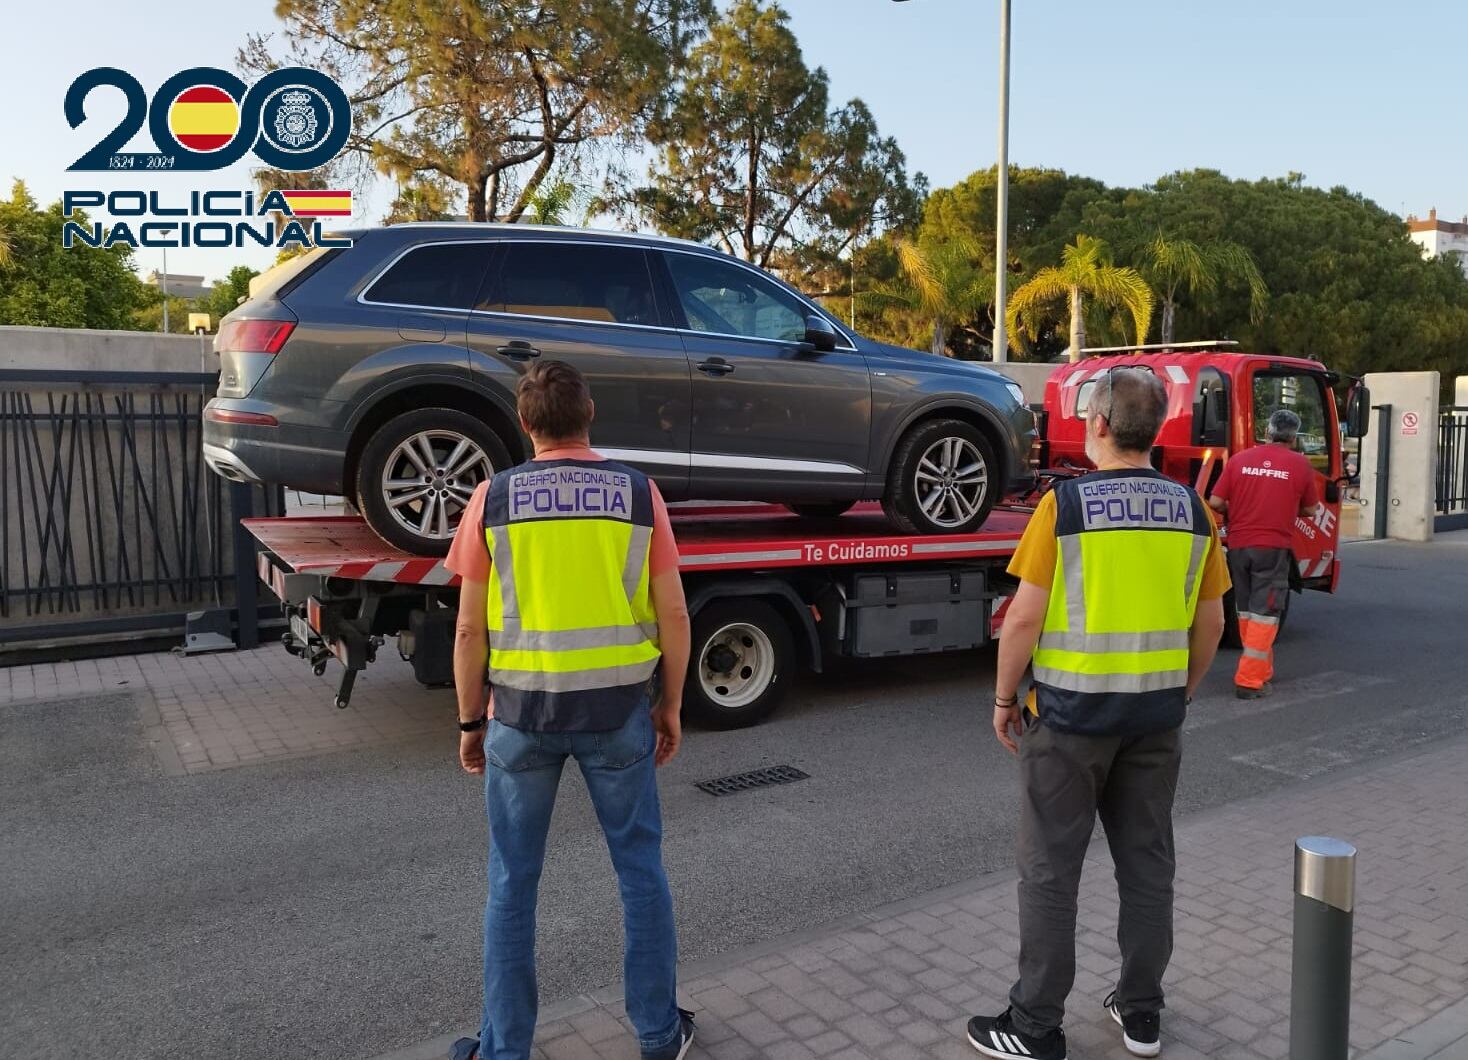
246,343,1369,728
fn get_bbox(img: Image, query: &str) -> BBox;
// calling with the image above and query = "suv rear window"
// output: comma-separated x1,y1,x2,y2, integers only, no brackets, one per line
362,242,494,310
483,243,659,326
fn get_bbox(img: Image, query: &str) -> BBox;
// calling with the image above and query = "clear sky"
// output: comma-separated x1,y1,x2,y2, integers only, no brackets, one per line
1,0,1462,286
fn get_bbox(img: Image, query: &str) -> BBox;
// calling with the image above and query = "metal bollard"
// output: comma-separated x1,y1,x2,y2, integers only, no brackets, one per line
1290,836,1356,1060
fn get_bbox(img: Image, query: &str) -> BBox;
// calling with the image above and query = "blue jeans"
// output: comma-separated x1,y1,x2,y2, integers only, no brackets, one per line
479,707,679,1059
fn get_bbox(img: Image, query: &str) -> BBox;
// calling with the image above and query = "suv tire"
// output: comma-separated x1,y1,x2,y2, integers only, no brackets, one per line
884,418,998,535
356,407,511,555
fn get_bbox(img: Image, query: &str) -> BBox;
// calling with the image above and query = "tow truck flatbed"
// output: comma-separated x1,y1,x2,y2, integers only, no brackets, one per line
244,503,1032,723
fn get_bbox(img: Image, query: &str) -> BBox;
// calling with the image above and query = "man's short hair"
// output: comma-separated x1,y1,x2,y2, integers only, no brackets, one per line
1267,409,1302,442
517,360,593,440
1089,367,1168,453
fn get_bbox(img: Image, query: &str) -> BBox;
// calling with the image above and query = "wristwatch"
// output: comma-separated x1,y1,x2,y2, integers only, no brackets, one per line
458,715,487,733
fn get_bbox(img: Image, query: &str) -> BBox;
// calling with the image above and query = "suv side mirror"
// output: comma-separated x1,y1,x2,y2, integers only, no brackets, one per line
802,314,839,353
1345,384,1371,438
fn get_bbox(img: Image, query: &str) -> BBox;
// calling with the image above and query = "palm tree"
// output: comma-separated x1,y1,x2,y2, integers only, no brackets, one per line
523,180,579,226
1006,235,1154,362
859,237,991,356
1139,235,1269,345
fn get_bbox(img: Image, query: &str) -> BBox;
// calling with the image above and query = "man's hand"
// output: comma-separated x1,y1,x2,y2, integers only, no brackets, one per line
651,695,682,767
993,703,1023,755
460,729,486,775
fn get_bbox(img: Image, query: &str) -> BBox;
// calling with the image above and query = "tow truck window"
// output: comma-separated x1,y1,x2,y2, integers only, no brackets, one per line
1076,365,1155,419
1253,372,1331,473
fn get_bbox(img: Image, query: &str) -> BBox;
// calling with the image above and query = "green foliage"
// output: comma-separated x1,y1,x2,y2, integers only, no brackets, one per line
204,265,261,320
626,0,918,280
1006,235,1153,360
242,0,713,223
0,181,149,329
522,179,580,226
1082,169,1468,380
383,177,457,225
858,237,990,357
132,289,199,334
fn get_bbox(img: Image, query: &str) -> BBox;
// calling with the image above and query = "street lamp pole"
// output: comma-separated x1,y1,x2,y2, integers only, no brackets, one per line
992,0,1011,364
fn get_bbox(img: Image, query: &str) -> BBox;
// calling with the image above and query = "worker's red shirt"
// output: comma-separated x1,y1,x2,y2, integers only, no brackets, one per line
1210,443,1320,550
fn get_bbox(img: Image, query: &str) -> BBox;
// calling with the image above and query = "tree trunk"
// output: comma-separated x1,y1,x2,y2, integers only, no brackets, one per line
744,134,760,262
1160,298,1176,347
1069,286,1085,362
467,173,488,223
931,317,947,357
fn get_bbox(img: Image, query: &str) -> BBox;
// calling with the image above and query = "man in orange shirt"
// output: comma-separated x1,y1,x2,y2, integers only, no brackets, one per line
445,361,695,1060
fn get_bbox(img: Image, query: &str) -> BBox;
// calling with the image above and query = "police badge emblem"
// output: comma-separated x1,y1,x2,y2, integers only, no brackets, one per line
260,83,336,155
273,89,320,148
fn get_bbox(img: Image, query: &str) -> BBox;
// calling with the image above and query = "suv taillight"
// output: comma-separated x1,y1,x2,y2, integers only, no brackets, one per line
217,318,295,355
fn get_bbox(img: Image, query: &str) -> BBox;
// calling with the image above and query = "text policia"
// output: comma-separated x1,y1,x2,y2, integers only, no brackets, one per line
60,189,353,251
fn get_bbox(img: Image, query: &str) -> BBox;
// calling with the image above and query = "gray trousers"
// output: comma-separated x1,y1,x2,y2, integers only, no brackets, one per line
1008,714,1182,1037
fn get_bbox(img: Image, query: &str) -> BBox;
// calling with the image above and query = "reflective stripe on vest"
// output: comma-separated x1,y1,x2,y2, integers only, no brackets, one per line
483,458,659,731
1031,469,1213,735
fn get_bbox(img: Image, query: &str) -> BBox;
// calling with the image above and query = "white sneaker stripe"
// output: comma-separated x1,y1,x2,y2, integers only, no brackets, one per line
1013,1034,1032,1057
991,1029,1008,1052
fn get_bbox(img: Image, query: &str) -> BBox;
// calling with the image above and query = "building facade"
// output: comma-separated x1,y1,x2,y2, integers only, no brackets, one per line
1406,208,1468,275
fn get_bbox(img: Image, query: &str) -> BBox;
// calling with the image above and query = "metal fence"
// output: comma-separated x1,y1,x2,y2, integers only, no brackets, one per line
1439,407,1468,515
0,369,279,649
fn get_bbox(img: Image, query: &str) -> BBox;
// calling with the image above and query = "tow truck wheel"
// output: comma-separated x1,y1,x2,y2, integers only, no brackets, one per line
885,419,998,535
684,599,795,730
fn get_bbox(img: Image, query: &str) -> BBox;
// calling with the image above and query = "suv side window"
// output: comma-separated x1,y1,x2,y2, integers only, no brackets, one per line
362,242,494,310
1253,372,1331,473
483,242,660,326
665,253,807,343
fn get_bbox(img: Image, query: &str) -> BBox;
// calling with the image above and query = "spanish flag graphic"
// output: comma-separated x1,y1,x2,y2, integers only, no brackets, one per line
280,190,353,217
167,86,240,153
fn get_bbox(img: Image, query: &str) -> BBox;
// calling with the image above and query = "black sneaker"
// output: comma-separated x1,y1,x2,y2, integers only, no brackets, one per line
1235,682,1272,700
641,1008,695,1060
966,1008,1066,1060
1104,991,1160,1058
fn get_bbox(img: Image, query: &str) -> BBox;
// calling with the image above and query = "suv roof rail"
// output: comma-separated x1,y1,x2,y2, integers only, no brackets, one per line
1078,340,1240,354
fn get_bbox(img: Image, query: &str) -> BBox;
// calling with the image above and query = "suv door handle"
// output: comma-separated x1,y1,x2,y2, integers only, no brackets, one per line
497,341,541,361
697,358,734,376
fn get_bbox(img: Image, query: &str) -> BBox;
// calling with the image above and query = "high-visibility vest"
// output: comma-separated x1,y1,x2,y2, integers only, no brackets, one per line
482,457,661,732
1031,469,1214,736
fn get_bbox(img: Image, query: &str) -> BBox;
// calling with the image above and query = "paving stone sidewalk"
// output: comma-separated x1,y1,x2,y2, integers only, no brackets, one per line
379,739,1468,1060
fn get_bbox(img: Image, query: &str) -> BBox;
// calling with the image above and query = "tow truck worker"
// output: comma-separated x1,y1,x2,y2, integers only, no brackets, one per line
969,368,1229,1060
1208,408,1321,699
445,360,696,1060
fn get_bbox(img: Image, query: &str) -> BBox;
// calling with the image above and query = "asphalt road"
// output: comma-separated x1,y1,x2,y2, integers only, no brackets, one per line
3,533,1466,1060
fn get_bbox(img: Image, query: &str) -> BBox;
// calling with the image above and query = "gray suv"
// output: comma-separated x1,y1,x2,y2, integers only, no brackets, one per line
203,224,1035,555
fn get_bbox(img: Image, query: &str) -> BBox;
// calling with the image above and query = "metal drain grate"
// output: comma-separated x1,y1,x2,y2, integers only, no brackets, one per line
696,764,810,797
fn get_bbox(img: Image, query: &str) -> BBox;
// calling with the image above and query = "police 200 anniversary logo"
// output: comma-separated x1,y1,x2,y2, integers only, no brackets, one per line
62,65,353,252
65,65,350,172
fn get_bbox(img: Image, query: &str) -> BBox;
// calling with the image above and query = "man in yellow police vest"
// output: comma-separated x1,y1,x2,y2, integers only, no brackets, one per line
966,368,1229,1060
445,361,695,1060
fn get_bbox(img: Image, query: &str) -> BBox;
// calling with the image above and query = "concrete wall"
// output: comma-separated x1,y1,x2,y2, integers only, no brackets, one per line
0,325,214,374
1456,375,1467,406
990,361,1057,404
1359,371,1440,542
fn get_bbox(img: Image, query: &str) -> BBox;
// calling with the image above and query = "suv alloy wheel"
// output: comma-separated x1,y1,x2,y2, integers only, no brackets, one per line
355,407,511,555
884,418,998,535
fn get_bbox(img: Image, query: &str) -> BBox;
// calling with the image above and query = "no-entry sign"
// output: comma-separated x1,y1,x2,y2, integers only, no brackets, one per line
1401,411,1420,436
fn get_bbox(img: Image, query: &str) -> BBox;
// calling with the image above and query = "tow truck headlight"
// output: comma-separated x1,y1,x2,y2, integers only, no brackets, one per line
1004,382,1026,406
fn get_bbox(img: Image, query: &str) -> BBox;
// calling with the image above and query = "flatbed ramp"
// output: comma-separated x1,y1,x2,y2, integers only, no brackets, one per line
242,502,1030,721
243,503,1032,581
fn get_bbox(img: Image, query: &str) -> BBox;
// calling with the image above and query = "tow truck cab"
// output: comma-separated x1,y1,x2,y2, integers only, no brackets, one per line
1039,348,1371,595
